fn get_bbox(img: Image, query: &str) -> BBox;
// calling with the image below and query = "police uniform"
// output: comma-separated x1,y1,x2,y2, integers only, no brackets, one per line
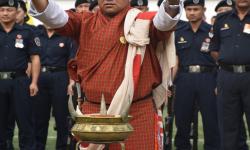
0,1,40,150
33,25,77,150
6,2,38,149
174,1,219,149
210,8,250,150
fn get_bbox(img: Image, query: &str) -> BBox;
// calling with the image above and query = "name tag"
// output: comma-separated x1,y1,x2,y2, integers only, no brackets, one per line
243,23,250,34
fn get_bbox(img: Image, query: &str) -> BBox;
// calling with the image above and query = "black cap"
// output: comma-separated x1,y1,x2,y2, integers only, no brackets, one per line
0,0,18,8
130,0,148,7
75,0,90,8
215,0,235,12
184,0,205,8
89,0,98,11
157,0,164,7
18,0,27,12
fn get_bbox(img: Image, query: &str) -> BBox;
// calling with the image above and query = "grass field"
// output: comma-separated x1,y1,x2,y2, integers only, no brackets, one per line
13,114,249,150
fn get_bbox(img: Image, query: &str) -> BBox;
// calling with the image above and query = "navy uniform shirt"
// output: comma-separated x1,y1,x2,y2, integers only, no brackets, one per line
175,21,216,67
0,24,40,71
210,9,250,65
36,26,77,68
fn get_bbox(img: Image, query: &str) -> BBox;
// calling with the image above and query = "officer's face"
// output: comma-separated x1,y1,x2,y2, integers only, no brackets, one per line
185,5,205,22
98,0,129,17
0,7,17,24
236,0,250,9
16,7,26,25
76,3,90,13
216,6,233,14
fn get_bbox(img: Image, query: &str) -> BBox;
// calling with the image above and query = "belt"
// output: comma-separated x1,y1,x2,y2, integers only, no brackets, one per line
0,71,26,80
85,93,153,105
220,63,250,73
41,66,66,73
180,65,215,73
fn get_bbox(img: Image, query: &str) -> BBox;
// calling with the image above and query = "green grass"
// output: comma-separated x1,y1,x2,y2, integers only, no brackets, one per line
13,114,249,150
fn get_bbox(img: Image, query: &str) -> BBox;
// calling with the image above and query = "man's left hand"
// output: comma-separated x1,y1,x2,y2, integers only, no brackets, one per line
30,83,39,96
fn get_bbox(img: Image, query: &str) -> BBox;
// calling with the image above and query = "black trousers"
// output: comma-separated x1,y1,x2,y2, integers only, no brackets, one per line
0,77,35,150
33,71,69,150
217,70,250,150
174,72,220,150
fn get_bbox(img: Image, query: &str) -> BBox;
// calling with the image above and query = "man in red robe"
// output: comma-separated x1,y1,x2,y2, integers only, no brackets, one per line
29,0,182,149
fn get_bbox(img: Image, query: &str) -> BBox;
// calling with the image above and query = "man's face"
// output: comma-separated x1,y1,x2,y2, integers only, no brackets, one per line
185,5,205,22
76,3,90,13
98,0,129,17
216,6,233,13
0,6,17,24
16,7,26,24
236,0,250,9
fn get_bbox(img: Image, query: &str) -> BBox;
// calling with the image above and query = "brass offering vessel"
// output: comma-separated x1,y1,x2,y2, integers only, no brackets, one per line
71,114,133,142
68,87,134,148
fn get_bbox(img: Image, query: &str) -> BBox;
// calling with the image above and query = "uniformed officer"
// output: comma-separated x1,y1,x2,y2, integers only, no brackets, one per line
174,0,220,149
210,0,250,149
213,2,249,150
33,25,77,150
75,0,90,13
130,0,148,12
5,1,38,149
0,0,41,149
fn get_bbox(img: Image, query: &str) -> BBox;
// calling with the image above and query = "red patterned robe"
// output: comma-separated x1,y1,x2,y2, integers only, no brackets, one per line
56,7,172,150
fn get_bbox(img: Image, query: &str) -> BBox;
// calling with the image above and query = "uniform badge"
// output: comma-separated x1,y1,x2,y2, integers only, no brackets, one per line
119,36,127,44
200,38,210,53
34,37,41,47
226,0,233,6
177,37,187,44
243,23,250,34
15,34,24,48
137,0,144,6
8,0,14,6
221,23,230,30
193,0,199,4
59,43,65,47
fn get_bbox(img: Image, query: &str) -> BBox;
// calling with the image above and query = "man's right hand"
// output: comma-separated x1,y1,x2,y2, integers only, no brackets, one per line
31,0,49,12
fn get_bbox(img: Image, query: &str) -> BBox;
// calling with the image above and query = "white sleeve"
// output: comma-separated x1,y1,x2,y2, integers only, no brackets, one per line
29,0,68,28
153,0,183,31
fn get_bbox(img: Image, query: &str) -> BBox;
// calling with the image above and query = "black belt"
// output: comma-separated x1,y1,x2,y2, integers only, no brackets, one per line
85,93,153,105
180,65,215,73
0,71,26,80
41,66,66,73
220,63,250,73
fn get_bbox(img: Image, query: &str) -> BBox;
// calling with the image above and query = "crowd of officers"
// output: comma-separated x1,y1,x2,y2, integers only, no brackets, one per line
0,0,250,150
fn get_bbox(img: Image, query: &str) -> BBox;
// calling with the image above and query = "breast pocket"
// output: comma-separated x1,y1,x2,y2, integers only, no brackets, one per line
176,42,191,51
220,29,232,38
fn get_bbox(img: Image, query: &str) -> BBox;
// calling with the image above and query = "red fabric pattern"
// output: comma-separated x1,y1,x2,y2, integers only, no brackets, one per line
56,7,174,149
